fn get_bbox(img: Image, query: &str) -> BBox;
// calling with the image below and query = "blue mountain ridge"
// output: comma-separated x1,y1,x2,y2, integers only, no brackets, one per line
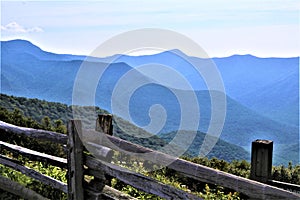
1,39,86,61
108,50,299,126
1,39,299,165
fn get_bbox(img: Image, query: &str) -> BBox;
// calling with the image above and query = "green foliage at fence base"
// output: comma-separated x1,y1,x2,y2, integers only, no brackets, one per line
0,102,299,199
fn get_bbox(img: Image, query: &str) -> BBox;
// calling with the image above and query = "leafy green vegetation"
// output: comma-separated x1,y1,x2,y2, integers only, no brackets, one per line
0,94,299,199
108,155,242,200
0,107,66,158
0,159,67,199
2,40,298,166
0,93,251,162
0,93,168,147
0,107,67,199
159,131,250,162
0,106,241,199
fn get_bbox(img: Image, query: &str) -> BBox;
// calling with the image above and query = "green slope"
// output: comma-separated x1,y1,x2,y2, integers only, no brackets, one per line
0,93,167,150
0,93,250,161
159,130,250,162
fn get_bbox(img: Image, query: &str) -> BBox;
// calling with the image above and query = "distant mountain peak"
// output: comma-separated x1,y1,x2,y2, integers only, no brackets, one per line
2,39,38,48
167,49,186,55
1,39,86,61
2,39,43,53
217,54,257,59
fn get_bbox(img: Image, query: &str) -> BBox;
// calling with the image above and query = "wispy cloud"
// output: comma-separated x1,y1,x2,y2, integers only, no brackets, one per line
1,22,44,33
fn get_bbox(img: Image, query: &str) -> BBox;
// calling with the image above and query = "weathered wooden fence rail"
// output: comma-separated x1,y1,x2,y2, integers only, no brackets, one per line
0,120,68,198
0,119,299,200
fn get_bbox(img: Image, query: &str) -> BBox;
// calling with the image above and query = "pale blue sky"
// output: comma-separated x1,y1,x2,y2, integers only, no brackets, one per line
1,0,299,57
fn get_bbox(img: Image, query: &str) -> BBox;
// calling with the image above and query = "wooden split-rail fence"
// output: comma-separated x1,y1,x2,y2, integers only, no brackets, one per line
0,115,299,199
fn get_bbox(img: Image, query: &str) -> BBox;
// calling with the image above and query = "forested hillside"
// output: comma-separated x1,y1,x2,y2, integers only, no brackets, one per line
2,40,298,166
0,93,250,162
0,105,299,200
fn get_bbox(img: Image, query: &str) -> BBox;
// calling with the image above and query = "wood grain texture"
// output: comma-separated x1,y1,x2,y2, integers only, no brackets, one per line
96,114,113,135
84,141,114,161
250,140,273,183
1,121,299,199
67,120,84,200
82,129,300,199
102,185,137,200
0,175,50,200
0,154,67,193
268,180,300,193
0,141,67,168
85,185,137,200
85,155,202,200
0,120,67,144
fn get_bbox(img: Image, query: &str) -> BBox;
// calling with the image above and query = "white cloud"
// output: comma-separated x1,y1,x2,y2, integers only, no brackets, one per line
1,22,44,33
28,26,44,33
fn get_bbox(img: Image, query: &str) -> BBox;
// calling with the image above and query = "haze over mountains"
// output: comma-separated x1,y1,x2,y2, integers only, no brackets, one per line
110,50,299,126
1,39,299,165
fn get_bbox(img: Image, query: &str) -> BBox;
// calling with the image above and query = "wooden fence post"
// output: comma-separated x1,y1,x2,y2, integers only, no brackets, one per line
67,120,84,200
96,114,113,135
96,114,113,187
250,139,273,183
85,171,106,200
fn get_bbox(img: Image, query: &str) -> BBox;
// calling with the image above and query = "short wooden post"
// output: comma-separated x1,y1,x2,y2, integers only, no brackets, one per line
96,114,113,135
250,139,273,183
67,120,84,200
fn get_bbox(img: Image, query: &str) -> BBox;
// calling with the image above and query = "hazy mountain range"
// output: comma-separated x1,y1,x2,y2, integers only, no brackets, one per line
1,39,299,165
